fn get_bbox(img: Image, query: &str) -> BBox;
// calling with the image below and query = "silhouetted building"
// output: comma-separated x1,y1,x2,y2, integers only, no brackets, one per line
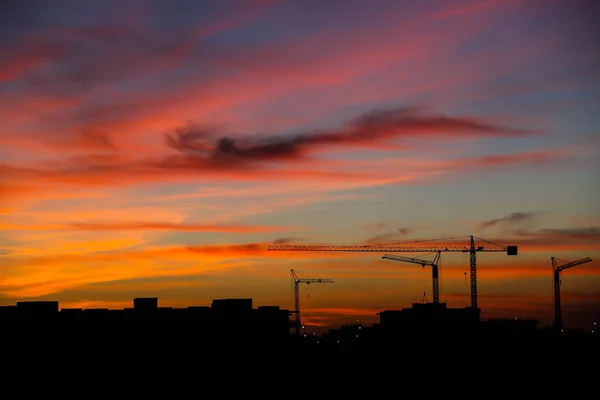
185,306,211,321
0,297,292,347
211,298,252,314
377,302,480,339
15,301,59,320
254,305,292,339
133,297,158,311
3,296,590,353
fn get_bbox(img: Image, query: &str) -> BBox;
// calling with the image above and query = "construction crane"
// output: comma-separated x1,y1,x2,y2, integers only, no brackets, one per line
382,251,441,304
551,256,592,330
290,269,333,337
270,235,517,309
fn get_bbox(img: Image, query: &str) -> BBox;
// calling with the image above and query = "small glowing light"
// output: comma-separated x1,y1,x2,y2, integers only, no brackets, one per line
561,329,564,332
304,334,307,337
337,340,340,343
356,335,359,338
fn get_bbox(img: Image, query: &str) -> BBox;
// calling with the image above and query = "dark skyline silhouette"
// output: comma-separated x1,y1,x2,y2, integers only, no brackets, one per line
2,294,597,337
2,295,598,365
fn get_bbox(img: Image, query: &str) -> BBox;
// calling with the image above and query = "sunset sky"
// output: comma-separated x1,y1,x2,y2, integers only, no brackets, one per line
1,0,598,332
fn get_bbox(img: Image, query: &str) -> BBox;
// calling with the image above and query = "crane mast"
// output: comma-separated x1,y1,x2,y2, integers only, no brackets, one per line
270,235,518,309
290,269,332,337
382,251,441,304
551,256,592,330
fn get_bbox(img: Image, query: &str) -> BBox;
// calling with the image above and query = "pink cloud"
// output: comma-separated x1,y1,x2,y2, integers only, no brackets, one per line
0,0,521,162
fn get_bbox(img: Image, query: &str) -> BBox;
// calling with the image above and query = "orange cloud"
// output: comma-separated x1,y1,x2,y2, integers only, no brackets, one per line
0,241,428,298
2,238,595,298
0,221,293,233
0,242,265,297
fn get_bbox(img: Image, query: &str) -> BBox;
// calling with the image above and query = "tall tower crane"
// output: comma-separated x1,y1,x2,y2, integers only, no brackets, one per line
270,236,517,309
290,269,333,337
551,256,592,330
382,251,441,304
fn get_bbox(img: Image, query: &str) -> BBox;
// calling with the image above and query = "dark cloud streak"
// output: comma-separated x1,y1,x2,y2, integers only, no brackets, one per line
527,226,600,241
166,107,534,166
362,227,413,245
480,212,539,229
273,237,305,244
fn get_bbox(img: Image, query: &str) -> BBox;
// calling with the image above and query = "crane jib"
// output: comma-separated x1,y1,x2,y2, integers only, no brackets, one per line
268,245,518,254
272,238,519,310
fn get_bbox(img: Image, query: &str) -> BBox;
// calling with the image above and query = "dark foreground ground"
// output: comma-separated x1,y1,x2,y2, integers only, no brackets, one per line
3,323,597,356
2,326,596,393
